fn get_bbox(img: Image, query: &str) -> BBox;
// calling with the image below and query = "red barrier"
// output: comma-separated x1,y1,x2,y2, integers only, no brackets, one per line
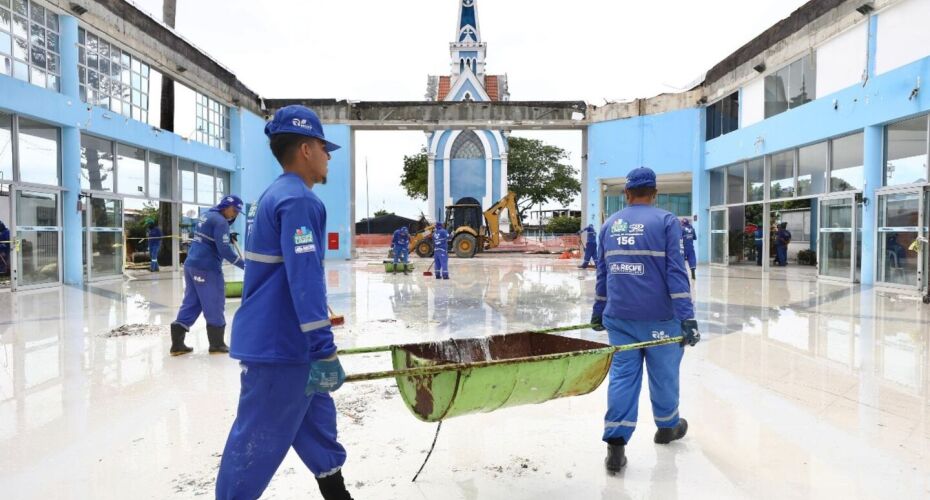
355,234,393,248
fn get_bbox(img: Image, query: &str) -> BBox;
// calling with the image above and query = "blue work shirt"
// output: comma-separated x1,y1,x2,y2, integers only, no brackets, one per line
148,227,163,250
776,229,792,247
185,209,243,272
581,226,597,247
0,226,9,253
754,227,763,244
680,223,696,252
230,173,335,364
433,227,449,252
594,204,694,322
392,229,409,248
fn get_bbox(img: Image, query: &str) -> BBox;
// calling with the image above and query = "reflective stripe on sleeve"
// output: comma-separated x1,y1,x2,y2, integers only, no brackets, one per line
300,318,332,332
195,232,214,242
595,295,607,302
605,249,665,257
670,292,691,299
245,251,284,264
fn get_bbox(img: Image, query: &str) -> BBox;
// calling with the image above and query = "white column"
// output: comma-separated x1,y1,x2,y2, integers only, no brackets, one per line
500,152,509,232
427,153,436,221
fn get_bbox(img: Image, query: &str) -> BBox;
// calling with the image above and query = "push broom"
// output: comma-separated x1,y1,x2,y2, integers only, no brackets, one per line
327,305,345,327
423,262,434,277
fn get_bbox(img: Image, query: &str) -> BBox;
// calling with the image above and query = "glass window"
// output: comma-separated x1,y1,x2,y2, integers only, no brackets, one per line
17,117,58,185
179,159,195,203
215,169,230,203
0,111,11,182
885,115,928,186
3,0,58,91
116,143,145,195
706,91,740,141
710,168,725,206
831,133,864,192
197,166,214,205
148,152,173,200
747,158,765,202
80,134,113,192
770,150,795,199
765,53,815,119
194,93,230,151
726,163,744,204
77,27,151,120
798,142,827,197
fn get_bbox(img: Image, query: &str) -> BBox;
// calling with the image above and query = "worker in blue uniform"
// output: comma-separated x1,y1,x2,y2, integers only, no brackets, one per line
169,195,244,356
679,218,697,280
590,167,700,473
216,105,353,500
775,222,792,266
0,220,9,275
391,226,410,274
146,220,163,272
579,224,598,269
433,222,450,280
754,226,764,266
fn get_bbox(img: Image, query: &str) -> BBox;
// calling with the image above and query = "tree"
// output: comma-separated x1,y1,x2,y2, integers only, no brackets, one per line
546,215,581,234
399,138,580,219
373,209,392,217
400,148,428,200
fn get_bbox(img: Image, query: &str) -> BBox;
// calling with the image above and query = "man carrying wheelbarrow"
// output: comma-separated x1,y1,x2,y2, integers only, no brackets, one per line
391,226,410,274
216,105,353,500
591,166,700,473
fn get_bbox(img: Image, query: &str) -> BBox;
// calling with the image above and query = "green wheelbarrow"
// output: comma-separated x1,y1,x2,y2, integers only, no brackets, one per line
338,324,682,422
225,280,244,298
382,261,415,273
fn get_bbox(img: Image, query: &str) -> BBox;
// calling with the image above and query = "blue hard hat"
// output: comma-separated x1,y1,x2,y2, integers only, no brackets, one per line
626,167,657,189
264,105,341,152
216,194,244,212
401,226,409,233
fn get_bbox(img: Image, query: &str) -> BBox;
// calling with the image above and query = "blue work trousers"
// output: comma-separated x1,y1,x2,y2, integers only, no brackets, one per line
775,245,788,266
755,242,763,265
216,362,346,499
174,266,226,328
149,242,160,272
581,243,597,268
392,245,409,266
602,315,684,444
433,250,449,279
684,247,696,270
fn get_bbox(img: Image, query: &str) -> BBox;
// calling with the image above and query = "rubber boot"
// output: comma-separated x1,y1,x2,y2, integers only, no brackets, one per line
403,263,409,275
654,418,688,444
207,325,229,354
170,323,193,356
316,470,353,500
605,441,627,472
690,268,696,280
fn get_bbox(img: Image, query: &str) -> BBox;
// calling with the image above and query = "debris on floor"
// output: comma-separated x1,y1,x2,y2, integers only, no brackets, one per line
102,323,167,338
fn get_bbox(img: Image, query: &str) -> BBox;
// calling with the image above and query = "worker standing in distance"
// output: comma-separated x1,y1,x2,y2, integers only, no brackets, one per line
754,225,764,266
0,220,9,276
146,220,162,272
216,105,353,500
169,195,244,355
578,223,598,269
391,226,410,274
590,167,700,473
679,218,697,280
433,222,450,280
775,222,792,266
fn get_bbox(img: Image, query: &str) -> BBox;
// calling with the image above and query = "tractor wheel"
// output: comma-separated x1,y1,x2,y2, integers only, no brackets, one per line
416,240,434,258
453,234,478,258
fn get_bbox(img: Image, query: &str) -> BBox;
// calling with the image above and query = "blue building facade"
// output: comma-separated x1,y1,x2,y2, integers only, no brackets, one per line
425,0,509,221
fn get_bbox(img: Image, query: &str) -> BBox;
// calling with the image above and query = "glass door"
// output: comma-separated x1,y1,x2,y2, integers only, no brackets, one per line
12,187,62,291
710,208,728,265
84,194,124,281
0,184,11,288
875,189,921,289
818,193,858,282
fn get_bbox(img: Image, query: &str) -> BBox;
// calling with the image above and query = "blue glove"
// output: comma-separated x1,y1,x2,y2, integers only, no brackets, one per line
680,319,700,347
591,313,605,332
306,355,346,395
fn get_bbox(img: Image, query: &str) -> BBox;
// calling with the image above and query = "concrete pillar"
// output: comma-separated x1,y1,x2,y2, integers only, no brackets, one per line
228,106,246,237
860,125,882,285
59,16,82,286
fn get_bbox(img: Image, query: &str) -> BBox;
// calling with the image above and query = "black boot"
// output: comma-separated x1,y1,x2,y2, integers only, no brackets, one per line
691,268,696,280
403,264,409,275
316,470,353,500
654,418,688,444
170,323,193,356
207,325,229,354
605,441,627,473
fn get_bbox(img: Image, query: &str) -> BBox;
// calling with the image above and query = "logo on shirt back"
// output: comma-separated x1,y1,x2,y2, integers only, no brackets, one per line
610,219,629,235
610,262,645,275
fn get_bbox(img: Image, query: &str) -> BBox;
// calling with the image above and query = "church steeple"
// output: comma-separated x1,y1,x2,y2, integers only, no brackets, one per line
450,0,486,78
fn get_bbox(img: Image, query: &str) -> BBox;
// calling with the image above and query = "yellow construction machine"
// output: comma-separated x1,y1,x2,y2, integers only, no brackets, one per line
409,192,524,259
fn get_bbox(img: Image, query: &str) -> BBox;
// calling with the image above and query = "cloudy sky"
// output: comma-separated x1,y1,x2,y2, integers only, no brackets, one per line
131,0,808,220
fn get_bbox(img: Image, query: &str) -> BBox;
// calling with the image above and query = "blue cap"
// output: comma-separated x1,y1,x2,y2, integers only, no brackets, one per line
216,194,244,212
626,167,657,189
264,105,341,152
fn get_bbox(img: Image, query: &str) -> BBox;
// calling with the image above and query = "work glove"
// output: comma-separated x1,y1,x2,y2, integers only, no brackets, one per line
306,355,346,395
680,319,700,347
591,313,605,332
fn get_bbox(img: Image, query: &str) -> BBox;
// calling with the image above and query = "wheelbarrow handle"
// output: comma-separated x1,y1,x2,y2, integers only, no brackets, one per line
336,323,597,356
343,336,683,383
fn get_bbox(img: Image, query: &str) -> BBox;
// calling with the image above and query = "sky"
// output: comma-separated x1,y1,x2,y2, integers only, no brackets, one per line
131,0,809,221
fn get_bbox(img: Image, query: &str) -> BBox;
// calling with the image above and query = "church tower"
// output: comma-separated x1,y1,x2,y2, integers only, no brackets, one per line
425,0,510,222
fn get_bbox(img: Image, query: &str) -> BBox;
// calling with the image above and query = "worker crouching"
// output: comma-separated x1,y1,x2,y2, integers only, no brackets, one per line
391,226,411,274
